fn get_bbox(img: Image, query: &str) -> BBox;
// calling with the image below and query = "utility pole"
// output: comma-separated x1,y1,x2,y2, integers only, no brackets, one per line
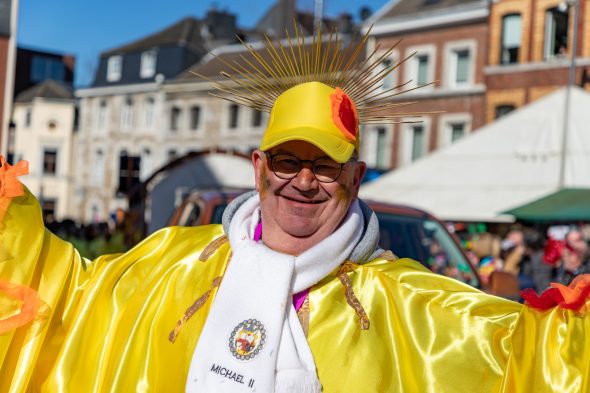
558,0,579,188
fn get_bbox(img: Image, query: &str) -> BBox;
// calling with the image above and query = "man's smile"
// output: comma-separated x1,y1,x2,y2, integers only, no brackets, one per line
280,195,327,204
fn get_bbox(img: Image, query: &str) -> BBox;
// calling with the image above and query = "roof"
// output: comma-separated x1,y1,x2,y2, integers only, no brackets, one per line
174,34,359,82
381,0,484,19
359,87,590,222
102,17,207,57
255,0,340,39
15,80,74,103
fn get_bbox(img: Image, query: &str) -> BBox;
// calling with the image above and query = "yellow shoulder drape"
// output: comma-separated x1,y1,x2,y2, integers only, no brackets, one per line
1,188,589,392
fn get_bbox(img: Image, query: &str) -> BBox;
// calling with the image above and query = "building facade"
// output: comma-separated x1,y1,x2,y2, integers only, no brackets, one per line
365,0,590,170
363,0,489,169
485,0,590,122
11,80,76,221
73,12,247,223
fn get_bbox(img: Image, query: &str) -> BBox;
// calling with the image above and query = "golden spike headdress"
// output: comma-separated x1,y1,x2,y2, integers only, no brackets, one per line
195,23,430,163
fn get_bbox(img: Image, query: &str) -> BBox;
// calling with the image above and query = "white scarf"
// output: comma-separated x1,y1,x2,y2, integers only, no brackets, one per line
186,194,363,393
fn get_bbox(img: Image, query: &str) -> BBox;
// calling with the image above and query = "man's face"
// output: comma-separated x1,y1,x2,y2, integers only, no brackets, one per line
567,230,589,257
252,140,366,255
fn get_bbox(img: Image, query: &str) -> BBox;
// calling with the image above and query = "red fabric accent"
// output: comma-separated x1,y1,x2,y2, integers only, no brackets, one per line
522,274,590,312
330,88,358,142
543,238,564,265
543,237,577,266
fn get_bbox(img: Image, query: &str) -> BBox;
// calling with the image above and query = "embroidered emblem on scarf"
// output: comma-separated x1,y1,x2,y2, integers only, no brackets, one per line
229,319,266,360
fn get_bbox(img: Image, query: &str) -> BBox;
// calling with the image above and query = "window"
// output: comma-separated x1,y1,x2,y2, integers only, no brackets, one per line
411,125,425,161
43,148,58,175
140,50,157,78
168,149,178,162
42,199,56,223
170,106,181,131
501,14,522,64
439,115,471,147
47,119,57,131
252,109,263,127
495,104,515,119
121,97,133,130
375,127,387,168
24,108,32,128
117,153,141,194
376,56,396,91
401,120,430,165
406,46,435,89
6,126,15,164
144,97,155,128
140,147,152,179
544,7,569,59
92,149,105,184
97,100,108,129
31,56,66,83
449,123,465,143
107,55,122,82
229,104,239,129
190,106,201,130
416,55,429,85
453,50,470,85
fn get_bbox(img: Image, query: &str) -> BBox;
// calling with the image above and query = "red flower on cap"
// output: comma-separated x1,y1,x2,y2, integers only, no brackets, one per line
330,88,358,142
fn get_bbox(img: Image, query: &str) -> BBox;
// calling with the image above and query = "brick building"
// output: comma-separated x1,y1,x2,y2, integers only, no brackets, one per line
485,0,590,122
366,0,590,170
363,0,489,169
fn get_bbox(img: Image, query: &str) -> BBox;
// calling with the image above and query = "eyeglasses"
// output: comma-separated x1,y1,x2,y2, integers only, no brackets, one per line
265,152,353,183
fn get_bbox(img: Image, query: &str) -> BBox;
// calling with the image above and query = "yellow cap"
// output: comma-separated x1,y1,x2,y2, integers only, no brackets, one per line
260,82,360,163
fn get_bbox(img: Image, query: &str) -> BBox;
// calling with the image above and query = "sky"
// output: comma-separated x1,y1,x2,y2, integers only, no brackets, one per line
16,0,389,87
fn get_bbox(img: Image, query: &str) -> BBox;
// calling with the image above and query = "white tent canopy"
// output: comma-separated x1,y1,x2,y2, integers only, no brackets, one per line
360,87,590,222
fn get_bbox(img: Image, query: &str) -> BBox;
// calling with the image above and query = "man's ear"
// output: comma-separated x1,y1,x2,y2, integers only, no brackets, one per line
252,150,265,192
352,160,367,195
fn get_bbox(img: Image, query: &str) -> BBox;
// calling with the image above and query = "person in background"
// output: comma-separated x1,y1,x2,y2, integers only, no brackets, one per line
470,232,502,285
553,228,590,285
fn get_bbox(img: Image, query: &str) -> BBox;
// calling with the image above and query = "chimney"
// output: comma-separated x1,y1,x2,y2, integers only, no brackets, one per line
338,13,354,34
359,6,372,22
206,9,237,40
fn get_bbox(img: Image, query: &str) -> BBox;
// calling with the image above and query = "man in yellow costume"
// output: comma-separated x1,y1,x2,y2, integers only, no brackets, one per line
1,27,590,393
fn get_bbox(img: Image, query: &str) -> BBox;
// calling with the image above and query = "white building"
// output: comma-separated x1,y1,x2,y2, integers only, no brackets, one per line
11,80,76,221
73,14,242,223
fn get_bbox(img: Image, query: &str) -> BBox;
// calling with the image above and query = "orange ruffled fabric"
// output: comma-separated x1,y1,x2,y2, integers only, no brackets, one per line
0,156,28,198
521,274,590,313
0,280,43,334
0,156,29,221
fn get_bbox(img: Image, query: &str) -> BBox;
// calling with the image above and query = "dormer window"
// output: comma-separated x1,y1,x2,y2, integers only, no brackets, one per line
140,50,157,78
107,55,122,82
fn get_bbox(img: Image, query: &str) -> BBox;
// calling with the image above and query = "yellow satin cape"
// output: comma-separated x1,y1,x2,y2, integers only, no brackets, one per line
1,189,589,392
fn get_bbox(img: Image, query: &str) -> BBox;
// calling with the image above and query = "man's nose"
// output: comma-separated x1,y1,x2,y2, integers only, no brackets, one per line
292,163,318,190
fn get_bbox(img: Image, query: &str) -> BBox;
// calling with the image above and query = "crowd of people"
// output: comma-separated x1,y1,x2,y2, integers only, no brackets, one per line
466,225,590,292
42,208,144,259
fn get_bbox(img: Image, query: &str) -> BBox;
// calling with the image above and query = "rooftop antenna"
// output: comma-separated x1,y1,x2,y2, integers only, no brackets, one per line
314,0,324,34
